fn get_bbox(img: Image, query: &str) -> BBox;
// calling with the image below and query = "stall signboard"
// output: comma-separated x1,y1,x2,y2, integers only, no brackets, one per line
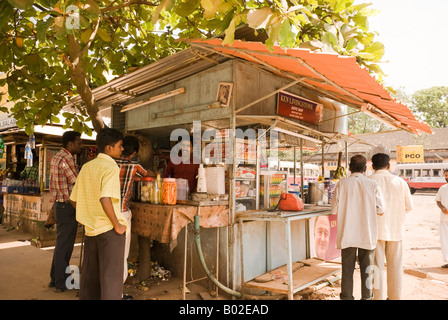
0,115,17,131
396,145,424,163
277,91,323,124
4,194,42,220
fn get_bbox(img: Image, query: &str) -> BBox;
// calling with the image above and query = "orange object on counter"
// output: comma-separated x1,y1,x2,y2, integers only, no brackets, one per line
162,178,177,205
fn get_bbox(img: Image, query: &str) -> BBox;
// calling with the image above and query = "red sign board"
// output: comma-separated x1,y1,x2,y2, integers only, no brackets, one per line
277,91,323,124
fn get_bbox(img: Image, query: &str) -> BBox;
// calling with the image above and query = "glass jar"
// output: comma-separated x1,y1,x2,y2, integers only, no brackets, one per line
139,177,153,202
162,178,177,205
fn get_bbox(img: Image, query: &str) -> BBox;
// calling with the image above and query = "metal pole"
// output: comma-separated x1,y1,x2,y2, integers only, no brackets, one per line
345,141,349,169
293,147,297,184
300,139,304,198
216,227,219,297
285,219,293,300
183,226,188,300
321,142,325,177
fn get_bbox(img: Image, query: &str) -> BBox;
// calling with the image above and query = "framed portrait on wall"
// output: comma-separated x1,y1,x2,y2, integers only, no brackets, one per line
216,82,233,107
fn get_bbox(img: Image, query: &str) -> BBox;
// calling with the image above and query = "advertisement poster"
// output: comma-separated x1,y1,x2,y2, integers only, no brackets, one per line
311,214,340,261
277,91,323,124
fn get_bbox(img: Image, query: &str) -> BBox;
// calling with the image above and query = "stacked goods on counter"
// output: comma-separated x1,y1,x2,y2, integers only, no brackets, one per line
235,166,256,178
162,178,177,205
269,174,287,209
235,139,256,162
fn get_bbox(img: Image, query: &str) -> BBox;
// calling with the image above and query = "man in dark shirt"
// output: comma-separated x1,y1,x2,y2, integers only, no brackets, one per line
163,137,199,192
49,130,82,293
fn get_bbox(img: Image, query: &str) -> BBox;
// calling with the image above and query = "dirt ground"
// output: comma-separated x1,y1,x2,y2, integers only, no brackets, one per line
0,193,447,300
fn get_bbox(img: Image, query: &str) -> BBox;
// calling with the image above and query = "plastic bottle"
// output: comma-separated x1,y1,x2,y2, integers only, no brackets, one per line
157,172,163,204
30,134,35,149
153,180,160,204
25,141,33,167
186,184,191,201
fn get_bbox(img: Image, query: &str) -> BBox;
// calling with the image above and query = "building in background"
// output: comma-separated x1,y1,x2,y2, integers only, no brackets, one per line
310,128,448,177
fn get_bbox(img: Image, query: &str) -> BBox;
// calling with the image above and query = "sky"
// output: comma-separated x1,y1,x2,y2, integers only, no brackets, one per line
367,0,448,94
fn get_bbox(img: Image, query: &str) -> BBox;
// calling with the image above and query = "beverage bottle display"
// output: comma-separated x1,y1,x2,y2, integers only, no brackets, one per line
30,134,35,149
24,141,33,167
153,181,160,204
157,173,163,204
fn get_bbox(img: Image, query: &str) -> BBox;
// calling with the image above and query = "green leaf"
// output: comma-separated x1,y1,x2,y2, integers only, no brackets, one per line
81,28,93,43
247,8,272,29
85,0,101,15
72,118,82,133
322,31,338,47
174,0,200,17
36,19,52,43
0,1,14,28
97,28,112,42
278,19,296,48
6,0,33,10
16,117,26,128
50,115,60,123
201,0,221,19
222,16,237,46
62,112,74,119
83,124,93,136
363,41,384,61
367,63,385,75
345,37,358,51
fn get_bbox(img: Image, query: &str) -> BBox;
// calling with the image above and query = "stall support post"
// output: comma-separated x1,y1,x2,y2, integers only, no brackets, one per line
300,139,304,198
345,141,349,169
230,110,237,294
238,219,245,299
215,227,220,298
293,147,297,184
137,235,151,281
183,226,188,300
321,142,325,177
285,219,294,300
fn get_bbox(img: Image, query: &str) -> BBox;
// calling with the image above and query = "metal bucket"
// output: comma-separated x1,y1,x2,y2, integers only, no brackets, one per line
308,182,328,205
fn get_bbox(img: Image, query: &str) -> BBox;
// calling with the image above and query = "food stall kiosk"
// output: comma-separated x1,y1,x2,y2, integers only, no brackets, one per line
102,46,350,300
82,39,429,299
0,124,97,247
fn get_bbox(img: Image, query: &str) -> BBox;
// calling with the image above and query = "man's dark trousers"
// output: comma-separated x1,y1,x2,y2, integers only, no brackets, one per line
79,229,125,300
340,247,375,300
50,202,78,290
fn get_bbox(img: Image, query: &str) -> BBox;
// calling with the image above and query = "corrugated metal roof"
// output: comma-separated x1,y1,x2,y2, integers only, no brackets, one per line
65,48,229,113
66,39,431,135
190,39,432,135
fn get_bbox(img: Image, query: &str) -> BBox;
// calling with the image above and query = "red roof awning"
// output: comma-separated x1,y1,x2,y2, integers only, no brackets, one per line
190,39,431,135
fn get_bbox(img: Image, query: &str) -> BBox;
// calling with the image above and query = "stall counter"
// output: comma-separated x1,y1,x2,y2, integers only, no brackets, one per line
129,200,230,285
236,205,340,300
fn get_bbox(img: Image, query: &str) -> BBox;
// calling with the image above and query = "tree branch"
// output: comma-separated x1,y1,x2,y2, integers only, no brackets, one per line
80,18,101,57
66,34,106,132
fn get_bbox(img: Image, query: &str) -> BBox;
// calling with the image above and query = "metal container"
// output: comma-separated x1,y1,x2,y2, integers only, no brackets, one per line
308,182,327,205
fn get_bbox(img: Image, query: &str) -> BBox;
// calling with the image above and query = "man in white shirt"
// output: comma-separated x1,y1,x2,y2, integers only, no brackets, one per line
369,153,413,300
435,169,448,268
331,155,385,300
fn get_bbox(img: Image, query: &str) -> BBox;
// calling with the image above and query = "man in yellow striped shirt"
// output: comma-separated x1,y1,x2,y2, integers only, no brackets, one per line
70,128,128,300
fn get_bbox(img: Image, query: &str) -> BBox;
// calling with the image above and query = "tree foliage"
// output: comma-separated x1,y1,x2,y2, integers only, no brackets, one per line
410,86,448,128
0,0,386,135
